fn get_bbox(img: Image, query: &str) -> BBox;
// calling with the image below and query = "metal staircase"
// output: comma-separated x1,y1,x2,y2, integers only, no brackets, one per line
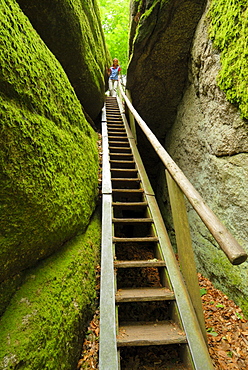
99,96,214,369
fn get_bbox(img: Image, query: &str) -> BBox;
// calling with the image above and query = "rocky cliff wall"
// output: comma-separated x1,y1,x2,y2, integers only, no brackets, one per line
164,1,248,315
127,0,207,186
16,0,111,121
127,0,248,315
0,0,107,366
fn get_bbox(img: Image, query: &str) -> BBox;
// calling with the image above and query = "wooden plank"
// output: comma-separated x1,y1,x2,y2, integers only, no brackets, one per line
115,287,175,302
112,201,147,207
117,321,187,347
114,260,166,268
166,170,207,342
111,169,137,172
99,107,118,369
113,218,153,223
112,189,143,192
110,153,133,156
113,236,158,243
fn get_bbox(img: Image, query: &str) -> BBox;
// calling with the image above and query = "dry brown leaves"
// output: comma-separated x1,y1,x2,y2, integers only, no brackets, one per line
77,310,100,370
77,272,248,369
199,273,248,369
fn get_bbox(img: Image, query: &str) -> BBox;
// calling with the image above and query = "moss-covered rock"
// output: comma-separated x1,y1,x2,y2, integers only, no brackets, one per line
0,1,98,286
15,0,111,121
0,209,101,370
208,0,248,119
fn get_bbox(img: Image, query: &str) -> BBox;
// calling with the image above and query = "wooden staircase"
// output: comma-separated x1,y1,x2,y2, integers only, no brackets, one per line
99,96,214,369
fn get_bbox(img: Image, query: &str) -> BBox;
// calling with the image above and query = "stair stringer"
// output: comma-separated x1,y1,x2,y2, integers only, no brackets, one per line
117,97,214,370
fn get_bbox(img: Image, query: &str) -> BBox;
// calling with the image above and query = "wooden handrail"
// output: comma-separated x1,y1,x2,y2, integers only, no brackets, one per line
119,83,247,265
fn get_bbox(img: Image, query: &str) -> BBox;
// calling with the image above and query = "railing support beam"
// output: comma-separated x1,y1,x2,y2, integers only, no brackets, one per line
166,170,207,342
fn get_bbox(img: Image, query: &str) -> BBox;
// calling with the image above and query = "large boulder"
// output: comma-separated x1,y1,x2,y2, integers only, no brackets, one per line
16,0,111,121
127,0,207,185
0,209,101,370
0,0,99,309
127,0,248,315
163,1,248,314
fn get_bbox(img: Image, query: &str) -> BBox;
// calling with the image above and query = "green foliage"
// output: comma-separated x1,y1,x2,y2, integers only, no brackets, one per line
200,288,208,296
206,327,218,336
0,210,101,370
208,0,248,119
99,0,130,74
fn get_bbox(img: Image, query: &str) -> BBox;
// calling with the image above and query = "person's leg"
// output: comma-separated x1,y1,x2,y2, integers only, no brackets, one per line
113,80,118,97
109,79,114,96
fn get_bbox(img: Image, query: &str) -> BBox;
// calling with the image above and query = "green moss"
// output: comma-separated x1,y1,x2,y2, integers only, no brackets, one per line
208,0,248,119
0,209,101,370
0,0,99,283
15,0,111,119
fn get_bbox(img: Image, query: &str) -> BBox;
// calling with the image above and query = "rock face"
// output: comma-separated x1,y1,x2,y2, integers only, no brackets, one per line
164,2,248,314
0,210,101,370
0,0,99,285
127,0,207,185
16,0,111,121
127,0,248,315
0,0,106,367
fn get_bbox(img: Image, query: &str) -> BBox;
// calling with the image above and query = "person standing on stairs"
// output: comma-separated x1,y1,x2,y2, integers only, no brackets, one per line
108,58,121,97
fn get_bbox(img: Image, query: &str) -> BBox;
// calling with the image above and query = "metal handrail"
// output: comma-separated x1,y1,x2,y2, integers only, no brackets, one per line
119,82,247,265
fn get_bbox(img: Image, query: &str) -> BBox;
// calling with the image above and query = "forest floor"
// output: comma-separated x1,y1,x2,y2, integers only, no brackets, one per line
77,267,248,370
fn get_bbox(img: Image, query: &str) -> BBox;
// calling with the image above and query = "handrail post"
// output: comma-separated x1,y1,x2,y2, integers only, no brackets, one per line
125,89,137,143
166,170,207,342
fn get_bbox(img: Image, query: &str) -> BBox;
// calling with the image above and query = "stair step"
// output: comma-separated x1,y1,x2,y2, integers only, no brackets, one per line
116,287,175,302
109,141,129,146
117,321,187,347
114,260,166,268
111,169,137,172
111,177,140,181
109,146,131,151
112,189,143,193
113,237,158,243
112,201,147,207
113,218,153,223
110,160,135,164
110,153,133,157
108,136,129,140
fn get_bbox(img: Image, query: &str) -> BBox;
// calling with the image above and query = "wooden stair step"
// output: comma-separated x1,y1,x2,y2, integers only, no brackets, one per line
112,189,143,193
110,153,133,157
111,169,137,172
113,218,153,223
111,178,140,182
112,201,147,207
114,260,166,268
116,287,175,302
117,321,187,347
109,146,131,150
107,123,124,127
113,236,158,243
109,141,129,145
110,160,135,163
108,136,127,139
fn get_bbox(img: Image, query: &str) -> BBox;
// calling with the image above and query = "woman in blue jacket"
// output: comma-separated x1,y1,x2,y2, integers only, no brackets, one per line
108,58,121,97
